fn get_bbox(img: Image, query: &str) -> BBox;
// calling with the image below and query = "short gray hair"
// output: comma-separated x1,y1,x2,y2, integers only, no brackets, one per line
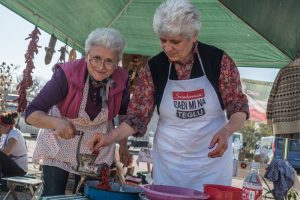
153,0,200,39
85,28,126,62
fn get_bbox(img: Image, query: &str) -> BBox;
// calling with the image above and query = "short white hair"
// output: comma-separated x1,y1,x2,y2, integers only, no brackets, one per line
85,28,126,62
153,0,201,39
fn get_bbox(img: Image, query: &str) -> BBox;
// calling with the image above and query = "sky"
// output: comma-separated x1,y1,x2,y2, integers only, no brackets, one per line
0,5,81,83
0,4,280,84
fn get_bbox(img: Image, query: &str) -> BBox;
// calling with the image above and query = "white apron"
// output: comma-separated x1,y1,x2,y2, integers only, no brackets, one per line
152,53,233,191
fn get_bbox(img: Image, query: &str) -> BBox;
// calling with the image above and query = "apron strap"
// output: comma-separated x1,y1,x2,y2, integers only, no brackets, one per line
196,51,206,76
167,51,207,79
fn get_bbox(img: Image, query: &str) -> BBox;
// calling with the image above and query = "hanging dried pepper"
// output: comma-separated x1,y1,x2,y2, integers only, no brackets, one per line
17,26,41,112
68,48,77,61
57,45,68,63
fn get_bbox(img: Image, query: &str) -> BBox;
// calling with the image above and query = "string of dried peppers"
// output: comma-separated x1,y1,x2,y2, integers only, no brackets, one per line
17,26,41,112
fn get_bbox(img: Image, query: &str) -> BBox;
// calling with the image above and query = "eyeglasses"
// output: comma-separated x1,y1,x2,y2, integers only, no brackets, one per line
88,54,116,69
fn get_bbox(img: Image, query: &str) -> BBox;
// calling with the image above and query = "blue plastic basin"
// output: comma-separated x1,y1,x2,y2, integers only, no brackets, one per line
84,180,143,200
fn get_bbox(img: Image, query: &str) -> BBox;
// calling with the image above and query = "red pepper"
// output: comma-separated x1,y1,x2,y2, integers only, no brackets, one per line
96,164,111,191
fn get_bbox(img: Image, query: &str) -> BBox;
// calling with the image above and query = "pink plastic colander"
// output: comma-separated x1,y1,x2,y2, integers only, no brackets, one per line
140,184,210,200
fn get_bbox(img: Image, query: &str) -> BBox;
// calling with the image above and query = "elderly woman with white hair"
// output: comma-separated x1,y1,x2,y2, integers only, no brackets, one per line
88,0,249,191
25,28,131,196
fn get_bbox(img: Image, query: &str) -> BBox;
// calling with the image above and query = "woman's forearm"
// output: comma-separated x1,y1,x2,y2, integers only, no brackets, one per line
224,112,247,135
111,122,136,142
26,110,60,129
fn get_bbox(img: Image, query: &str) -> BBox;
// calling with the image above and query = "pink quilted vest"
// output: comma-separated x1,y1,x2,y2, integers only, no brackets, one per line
57,58,128,120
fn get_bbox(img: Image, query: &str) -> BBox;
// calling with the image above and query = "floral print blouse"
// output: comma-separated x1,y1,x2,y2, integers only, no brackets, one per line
124,53,249,136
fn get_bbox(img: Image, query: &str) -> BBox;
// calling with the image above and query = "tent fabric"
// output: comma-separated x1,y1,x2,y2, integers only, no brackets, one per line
0,0,291,68
220,0,300,60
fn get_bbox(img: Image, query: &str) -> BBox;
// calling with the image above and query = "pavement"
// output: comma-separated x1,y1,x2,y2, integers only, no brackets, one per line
1,136,276,199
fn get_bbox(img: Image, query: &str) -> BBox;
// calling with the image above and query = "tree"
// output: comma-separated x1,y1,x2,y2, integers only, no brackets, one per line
0,62,18,111
256,122,273,138
15,75,44,97
238,121,273,158
27,77,44,97
0,62,42,112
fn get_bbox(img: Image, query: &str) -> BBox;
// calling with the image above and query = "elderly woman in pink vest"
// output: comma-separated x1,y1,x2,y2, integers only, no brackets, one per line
25,28,130,196
88,0,249,192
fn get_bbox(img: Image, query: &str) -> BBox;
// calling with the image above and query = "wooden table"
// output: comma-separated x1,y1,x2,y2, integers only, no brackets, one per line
1,176,42,200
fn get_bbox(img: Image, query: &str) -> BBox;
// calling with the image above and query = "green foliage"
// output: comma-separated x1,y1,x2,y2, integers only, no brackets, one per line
238,121,273,157
257,123,273,138
239,121,256,153
287,188,298,200
15,75,44,97
0,62,14,111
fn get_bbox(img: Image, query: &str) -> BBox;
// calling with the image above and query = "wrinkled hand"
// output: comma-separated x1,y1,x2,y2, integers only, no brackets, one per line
208,128,232,158
119,146,133,167
53,118,76,139
87,133,115,152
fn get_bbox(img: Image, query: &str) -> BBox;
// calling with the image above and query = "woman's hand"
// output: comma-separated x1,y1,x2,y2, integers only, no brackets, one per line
53,118,76,139
26,111,76,139
87,132,117,152
208,128,231,158
208,112,247,158
88,122,137,152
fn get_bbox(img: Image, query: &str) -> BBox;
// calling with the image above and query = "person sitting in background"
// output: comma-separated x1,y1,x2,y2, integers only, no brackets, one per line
0,111,28,190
